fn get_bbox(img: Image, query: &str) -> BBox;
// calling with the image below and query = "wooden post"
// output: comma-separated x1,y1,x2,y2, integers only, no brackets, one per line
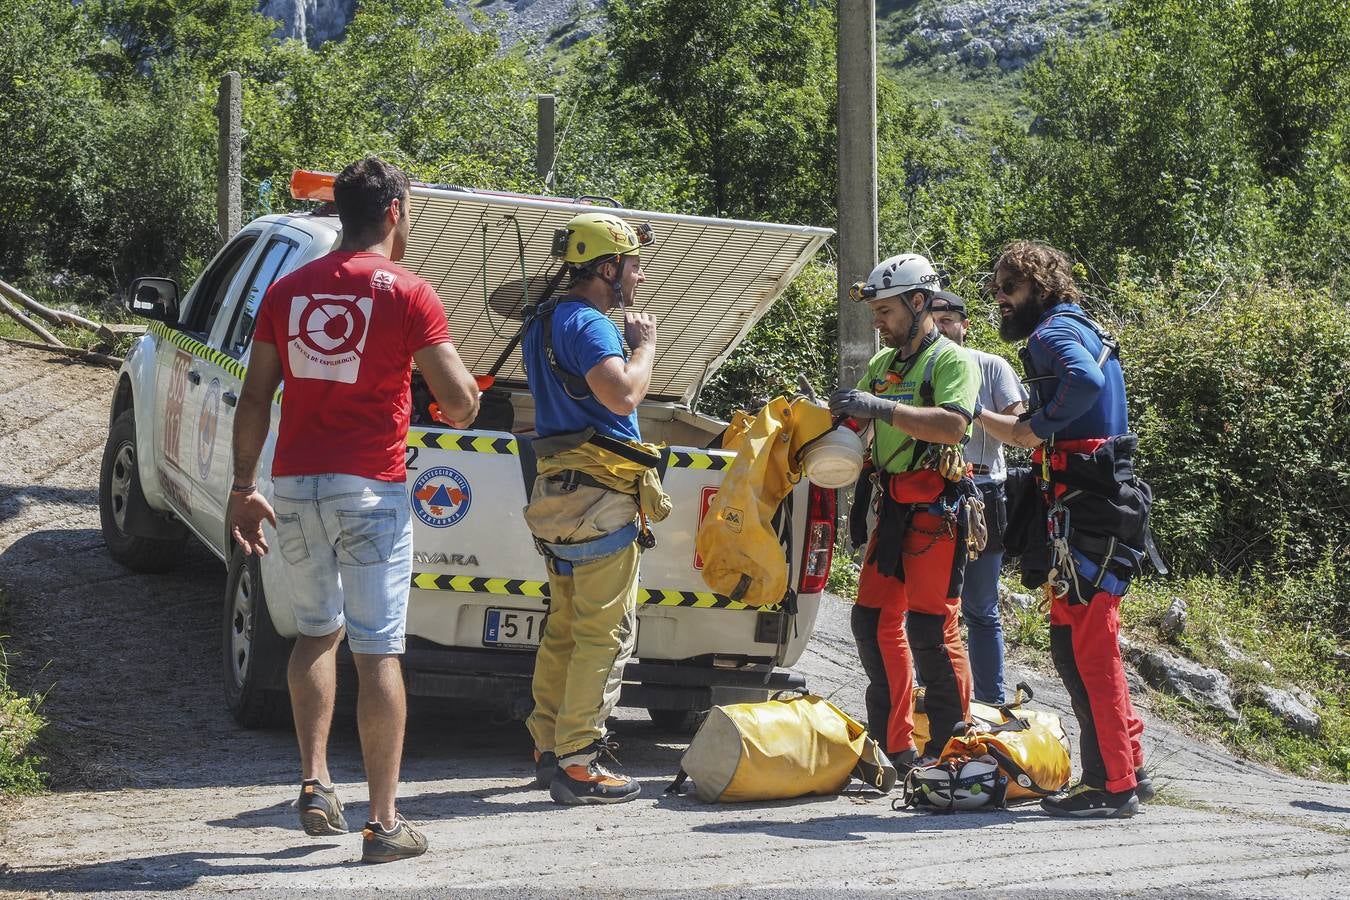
0,292,65,346
217,71,242,245
837,0,879,389
536,94,556,191
0,278,116,343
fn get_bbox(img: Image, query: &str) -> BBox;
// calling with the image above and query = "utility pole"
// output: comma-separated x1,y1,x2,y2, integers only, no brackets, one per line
836,1,879,389
216,71,242,245
536,94,556,192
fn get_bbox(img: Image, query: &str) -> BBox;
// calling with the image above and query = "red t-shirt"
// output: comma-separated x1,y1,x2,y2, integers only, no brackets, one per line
253,251,450,481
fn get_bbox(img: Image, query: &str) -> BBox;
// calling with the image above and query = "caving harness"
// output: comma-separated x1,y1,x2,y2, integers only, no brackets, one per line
865,334,985,581
1015,312,1167,603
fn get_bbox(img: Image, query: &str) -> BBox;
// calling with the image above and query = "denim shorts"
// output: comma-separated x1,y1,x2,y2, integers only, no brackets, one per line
272,474,413,655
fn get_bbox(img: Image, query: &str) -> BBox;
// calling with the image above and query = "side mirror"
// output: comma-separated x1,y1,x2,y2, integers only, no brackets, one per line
127,277,180,323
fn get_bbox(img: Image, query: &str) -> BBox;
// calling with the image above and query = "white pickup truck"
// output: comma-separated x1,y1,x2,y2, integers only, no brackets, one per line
98,174,836,731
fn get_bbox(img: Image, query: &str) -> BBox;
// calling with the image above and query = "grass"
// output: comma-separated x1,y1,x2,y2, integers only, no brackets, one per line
1000,566,1350,784
1121,572,1350,783
0,286,142,357
0,589,47,796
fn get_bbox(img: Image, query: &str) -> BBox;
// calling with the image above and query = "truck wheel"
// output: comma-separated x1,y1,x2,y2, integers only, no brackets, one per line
98,409,186,572
648,708,707,735
222,547,292,729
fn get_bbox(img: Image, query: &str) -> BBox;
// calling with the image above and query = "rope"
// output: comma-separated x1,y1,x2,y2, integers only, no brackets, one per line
478,221,516,341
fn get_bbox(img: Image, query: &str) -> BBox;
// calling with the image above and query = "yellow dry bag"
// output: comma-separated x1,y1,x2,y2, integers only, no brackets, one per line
695,396,833,606
911,683,1070,804
668,692,896,803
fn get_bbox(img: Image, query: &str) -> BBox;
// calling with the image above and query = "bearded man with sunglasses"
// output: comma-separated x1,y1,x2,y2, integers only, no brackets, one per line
828,254,980,771
975,240,1157,819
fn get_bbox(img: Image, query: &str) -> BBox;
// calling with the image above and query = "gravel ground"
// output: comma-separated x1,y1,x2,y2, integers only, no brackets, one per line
0,341,1346,898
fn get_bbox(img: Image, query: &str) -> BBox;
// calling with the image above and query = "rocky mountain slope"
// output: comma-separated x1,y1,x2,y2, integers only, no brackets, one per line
257,0,1113,73
258,0,605,50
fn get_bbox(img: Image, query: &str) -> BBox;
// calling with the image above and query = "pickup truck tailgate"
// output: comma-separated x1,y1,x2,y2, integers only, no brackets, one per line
403,428,816,666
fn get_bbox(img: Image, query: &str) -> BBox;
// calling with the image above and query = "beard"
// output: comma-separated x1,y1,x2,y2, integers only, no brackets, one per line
999,297,1043,342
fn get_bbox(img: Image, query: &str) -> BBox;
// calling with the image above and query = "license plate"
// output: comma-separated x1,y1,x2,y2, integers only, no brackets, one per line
483,607,543,649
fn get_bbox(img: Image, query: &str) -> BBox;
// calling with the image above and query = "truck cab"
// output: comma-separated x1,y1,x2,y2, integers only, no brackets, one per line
99,175,836,731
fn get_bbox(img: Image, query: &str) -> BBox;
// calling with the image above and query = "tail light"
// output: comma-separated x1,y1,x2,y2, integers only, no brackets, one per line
798,484,837,594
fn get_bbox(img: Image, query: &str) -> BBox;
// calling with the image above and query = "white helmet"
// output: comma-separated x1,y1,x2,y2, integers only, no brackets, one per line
909,753,1004,810
850,253,939,303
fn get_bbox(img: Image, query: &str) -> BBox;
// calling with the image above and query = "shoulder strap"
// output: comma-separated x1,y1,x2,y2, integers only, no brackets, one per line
1044,310,1120,368
906,338,950,469
534,297,594,401
919,336,948,406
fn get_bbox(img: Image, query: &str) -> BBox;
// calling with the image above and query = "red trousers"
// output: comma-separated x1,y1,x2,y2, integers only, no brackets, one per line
1050,589,1144,792
855,510,972,757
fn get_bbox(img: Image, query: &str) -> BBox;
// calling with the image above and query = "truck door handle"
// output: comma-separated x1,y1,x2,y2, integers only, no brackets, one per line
187,370,202,385
223,391,238,407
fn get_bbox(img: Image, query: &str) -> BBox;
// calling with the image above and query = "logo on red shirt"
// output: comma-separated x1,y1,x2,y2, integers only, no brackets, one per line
371,269,397,293
285,293,373,384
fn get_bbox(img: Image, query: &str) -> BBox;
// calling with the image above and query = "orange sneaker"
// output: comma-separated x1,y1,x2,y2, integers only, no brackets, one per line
549,741,640,806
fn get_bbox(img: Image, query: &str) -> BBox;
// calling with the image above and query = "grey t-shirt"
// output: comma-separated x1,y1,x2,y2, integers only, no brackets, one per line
966,347,1028,483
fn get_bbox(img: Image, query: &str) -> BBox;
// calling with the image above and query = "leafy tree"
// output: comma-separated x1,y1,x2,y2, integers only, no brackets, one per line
87,0,278,83
600,0,837,223
0,0,105,280
245,0,541,195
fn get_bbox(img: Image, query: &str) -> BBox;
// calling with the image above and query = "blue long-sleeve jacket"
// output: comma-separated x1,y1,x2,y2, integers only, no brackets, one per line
1022,303,1129,440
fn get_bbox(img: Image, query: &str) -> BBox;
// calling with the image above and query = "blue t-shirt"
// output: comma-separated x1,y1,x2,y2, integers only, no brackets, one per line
523,298,642,441
1023,304,1129,440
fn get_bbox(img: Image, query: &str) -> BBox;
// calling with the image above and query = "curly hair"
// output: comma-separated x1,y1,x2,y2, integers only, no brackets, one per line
993,241,1081,307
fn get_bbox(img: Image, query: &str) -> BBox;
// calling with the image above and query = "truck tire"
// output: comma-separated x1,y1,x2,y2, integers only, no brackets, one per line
648,707,708,735
222,547,293,729
98,408,187,572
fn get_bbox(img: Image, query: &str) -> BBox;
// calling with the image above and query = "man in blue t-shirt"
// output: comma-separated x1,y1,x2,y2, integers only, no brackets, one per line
520,211,657,807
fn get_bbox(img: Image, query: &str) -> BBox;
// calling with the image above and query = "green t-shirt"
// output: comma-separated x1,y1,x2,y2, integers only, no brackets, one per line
856,336,980,473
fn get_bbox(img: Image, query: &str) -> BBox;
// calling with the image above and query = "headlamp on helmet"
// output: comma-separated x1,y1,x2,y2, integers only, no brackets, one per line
851,253,939,303
551,212,655,266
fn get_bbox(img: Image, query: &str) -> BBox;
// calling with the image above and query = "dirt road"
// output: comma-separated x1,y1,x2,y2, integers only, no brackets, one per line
1,341,1347,898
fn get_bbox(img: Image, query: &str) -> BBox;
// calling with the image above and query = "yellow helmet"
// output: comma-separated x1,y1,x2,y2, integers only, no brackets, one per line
551,212,654,265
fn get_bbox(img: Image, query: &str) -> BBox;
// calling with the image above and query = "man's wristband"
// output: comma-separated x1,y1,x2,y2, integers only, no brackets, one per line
230,483,257,495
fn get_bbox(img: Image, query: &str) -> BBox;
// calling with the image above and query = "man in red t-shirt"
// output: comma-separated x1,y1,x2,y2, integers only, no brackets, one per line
229,157,479,863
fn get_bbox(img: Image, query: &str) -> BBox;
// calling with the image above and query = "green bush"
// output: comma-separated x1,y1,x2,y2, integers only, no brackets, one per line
1113,278,1350,629
0,650,46,796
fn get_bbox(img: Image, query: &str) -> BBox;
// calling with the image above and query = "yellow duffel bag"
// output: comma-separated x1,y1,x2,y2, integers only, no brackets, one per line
911,683,1071,803
668,692,896,803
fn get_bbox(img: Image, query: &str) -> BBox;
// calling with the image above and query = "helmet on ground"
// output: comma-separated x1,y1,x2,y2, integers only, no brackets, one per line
909,753,1003,810
850,253,939,303
551,212,654,266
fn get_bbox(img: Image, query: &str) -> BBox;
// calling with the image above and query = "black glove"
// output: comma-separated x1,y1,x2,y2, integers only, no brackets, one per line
829,388,898,422
849,467,874,551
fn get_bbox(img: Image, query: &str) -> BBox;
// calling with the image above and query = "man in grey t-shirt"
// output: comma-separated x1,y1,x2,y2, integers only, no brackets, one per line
932,291,1028,704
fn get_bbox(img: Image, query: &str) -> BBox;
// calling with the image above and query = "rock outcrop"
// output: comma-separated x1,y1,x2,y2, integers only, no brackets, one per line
899,1,1110,72
257,0,603,50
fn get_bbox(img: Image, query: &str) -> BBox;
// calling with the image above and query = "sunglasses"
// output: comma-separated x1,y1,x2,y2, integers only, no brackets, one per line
992,278,1021,297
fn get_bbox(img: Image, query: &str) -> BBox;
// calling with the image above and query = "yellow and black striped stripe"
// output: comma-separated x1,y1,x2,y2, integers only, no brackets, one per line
406,430,518,454
666,450,732,470
148,321,248,381
410,572,771,610
411,573,547,596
